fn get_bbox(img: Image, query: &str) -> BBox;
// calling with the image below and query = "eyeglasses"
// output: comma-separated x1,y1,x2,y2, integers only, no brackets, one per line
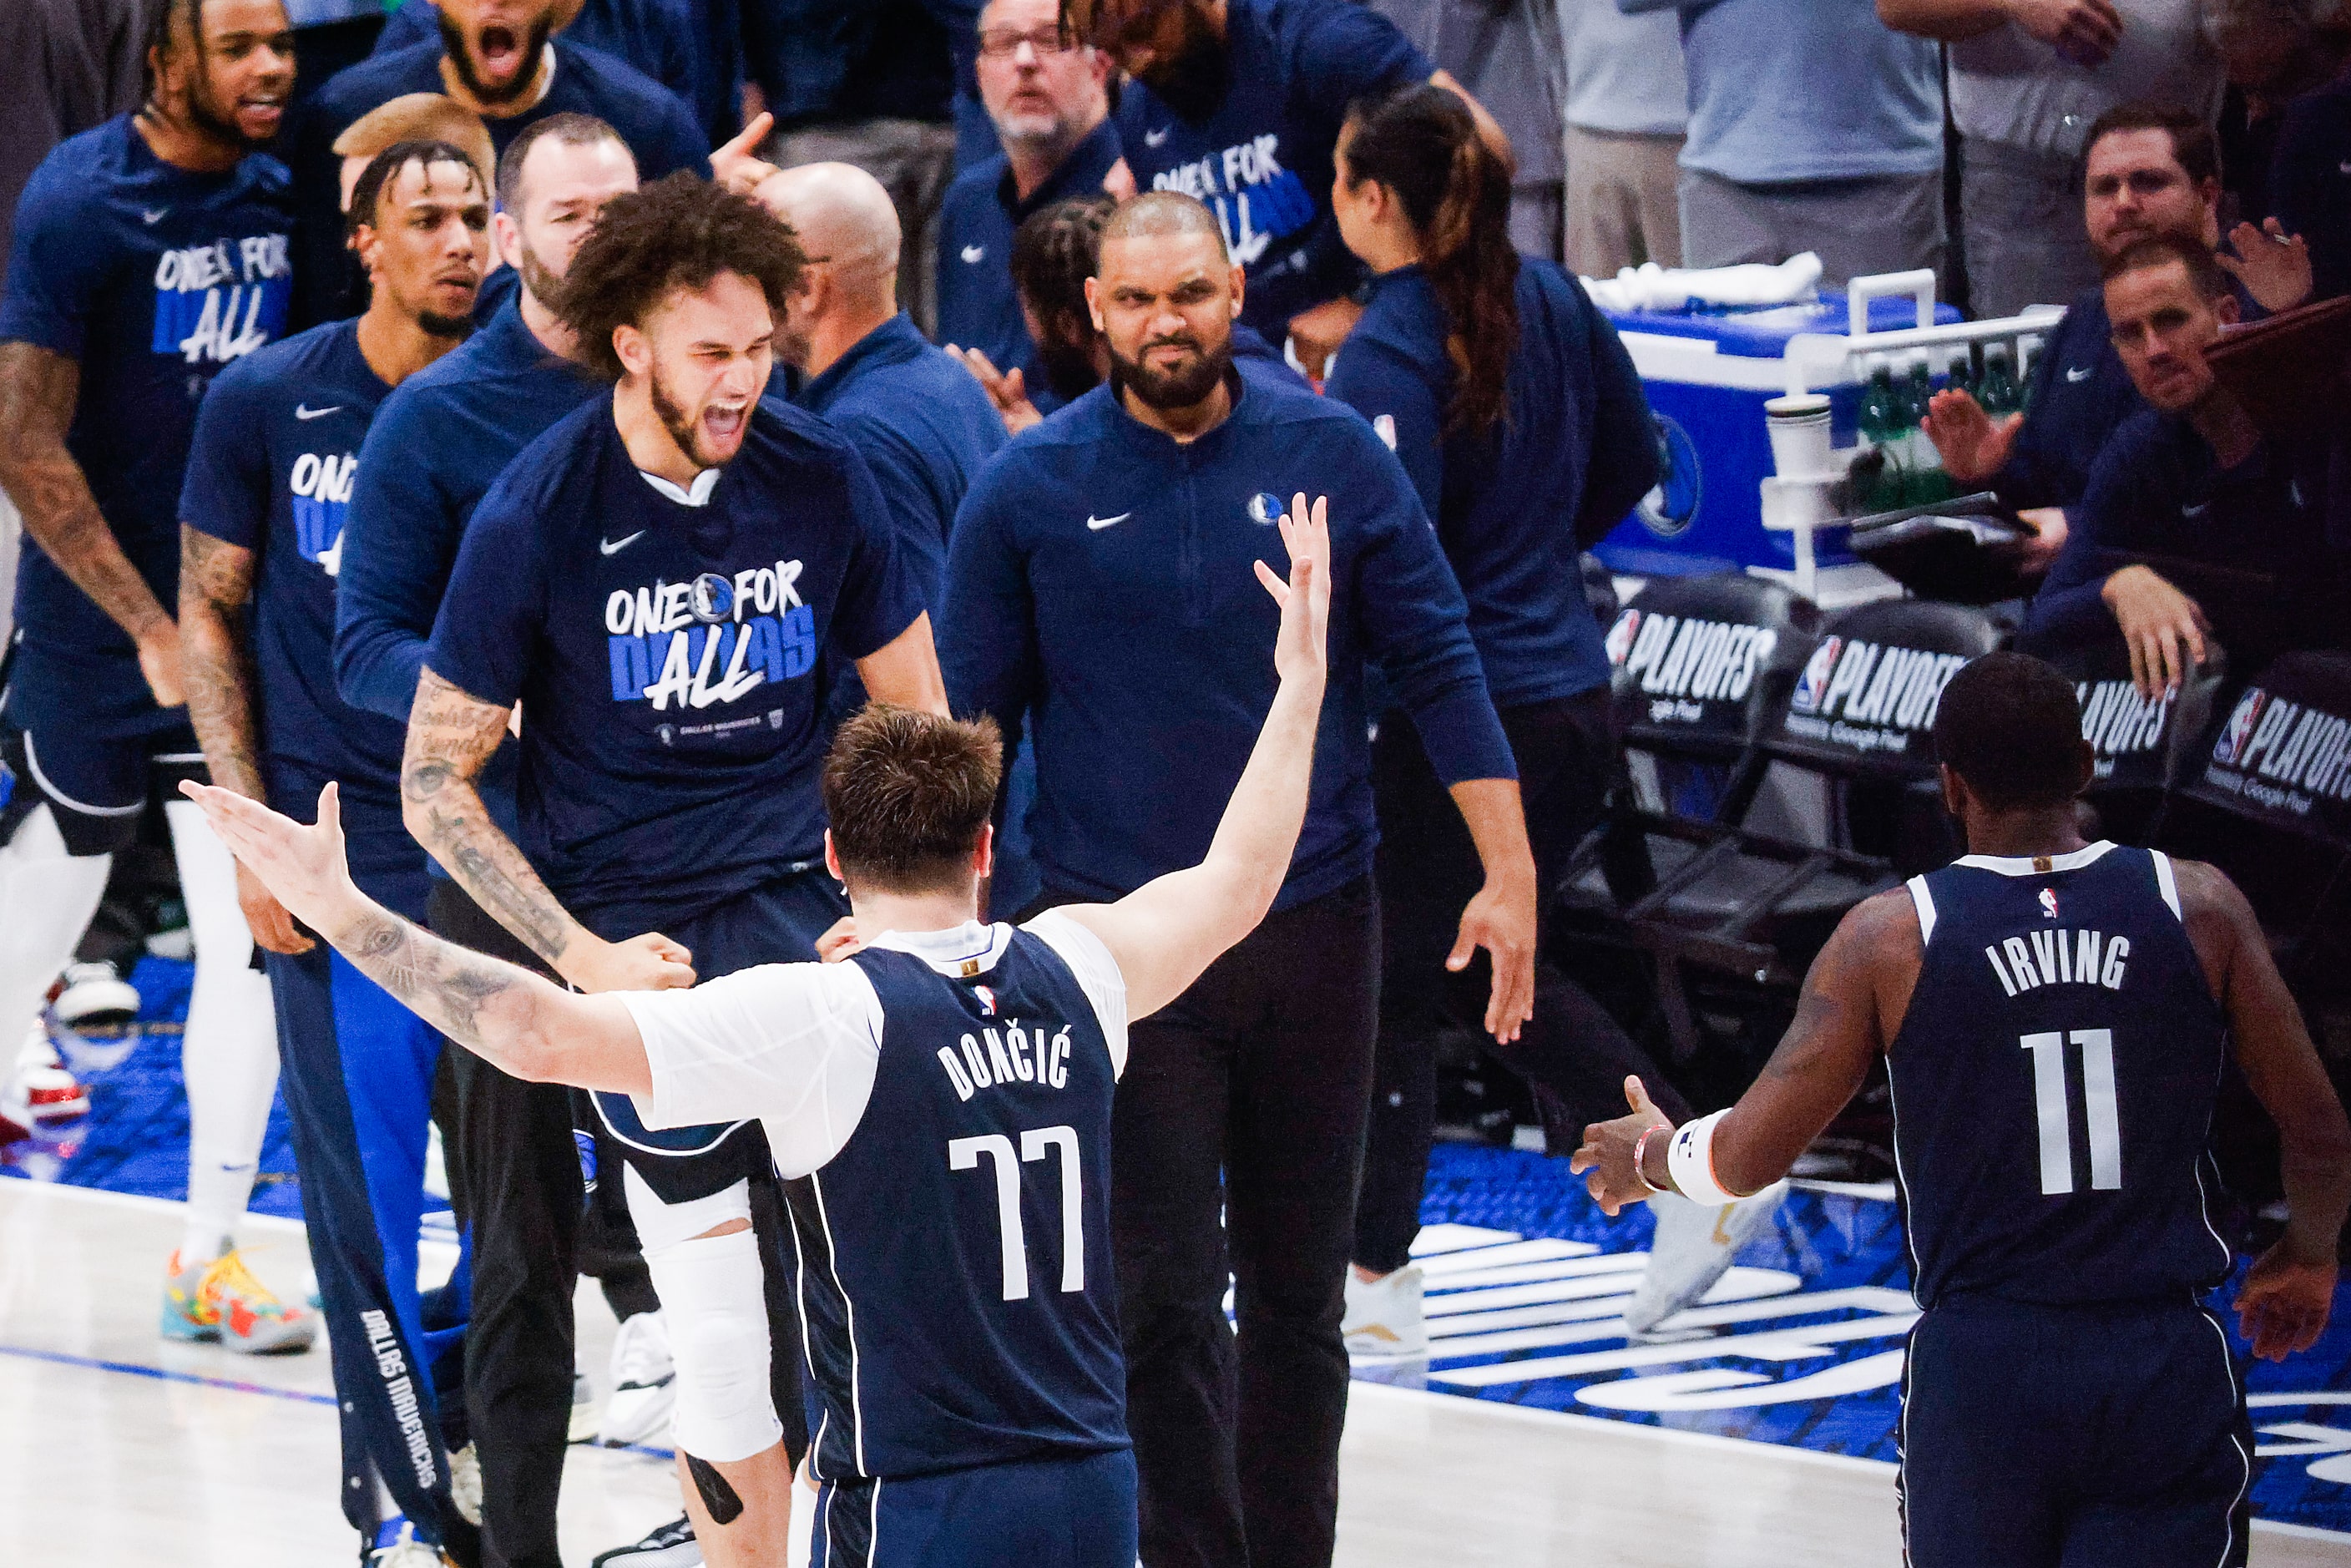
977,25,1078,58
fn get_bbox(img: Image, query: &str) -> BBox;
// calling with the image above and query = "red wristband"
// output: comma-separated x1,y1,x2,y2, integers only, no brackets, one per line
1631,1121,1673,1196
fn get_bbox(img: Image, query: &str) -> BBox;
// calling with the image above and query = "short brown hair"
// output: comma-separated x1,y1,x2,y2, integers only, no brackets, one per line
822,706,1004,895
554,172,806,380
495,111,632,214
334,94,495,193
2102,233,2231,302
2083,102,2221,188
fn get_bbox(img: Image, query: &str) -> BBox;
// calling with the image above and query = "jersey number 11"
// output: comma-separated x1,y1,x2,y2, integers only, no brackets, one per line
950,1126,1084,1301
2021,1029,2121,1196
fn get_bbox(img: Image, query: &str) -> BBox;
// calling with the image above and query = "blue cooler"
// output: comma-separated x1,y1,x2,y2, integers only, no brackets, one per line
1597,289,1963,579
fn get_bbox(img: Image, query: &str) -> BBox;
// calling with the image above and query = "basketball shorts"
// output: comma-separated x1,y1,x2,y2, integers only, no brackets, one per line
580,867,849,1204
1,718,206,857
812,1447,1139,1568
1899,1293,2252,1568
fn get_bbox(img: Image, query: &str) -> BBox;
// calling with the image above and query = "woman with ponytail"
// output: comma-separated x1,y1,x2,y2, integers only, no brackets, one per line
1328,83,1772,1358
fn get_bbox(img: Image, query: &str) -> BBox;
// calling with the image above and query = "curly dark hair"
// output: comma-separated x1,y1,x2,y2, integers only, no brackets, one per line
822,705,1004,895
555,172,806,381
1010,194,1115,345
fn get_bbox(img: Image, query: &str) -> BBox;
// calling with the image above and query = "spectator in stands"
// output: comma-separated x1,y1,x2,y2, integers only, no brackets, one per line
1878,0,2222,319
754,161,1005,589
1319,83,1756,1359
331,94,496,210
2267,42,2351,299
936,0,1127,403
371,0,738,146
286,0,708,326
2204,0,2346,231
1069,0,1509,372
1560,0,1687,276
1620,0,1945,289
751,0,969,334
1922,103,2309,573
1372,0,1569,258
2021,235,2343,695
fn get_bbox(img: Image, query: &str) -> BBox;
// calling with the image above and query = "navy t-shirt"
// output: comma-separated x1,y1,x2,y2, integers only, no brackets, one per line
942,370,1512,908
425,397,927,934
0,117,293,731
1114,0,1430,335
1326,259,1636,710
289,40,710,324
793,311,1007,589
934,117,1124,388
177,320,429,910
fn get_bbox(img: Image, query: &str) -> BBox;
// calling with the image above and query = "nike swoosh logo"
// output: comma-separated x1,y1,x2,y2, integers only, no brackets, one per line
600,530,647,555
142,208,169,225
1144,128,1170,148
2182,503,2211,520
2064,366,2091,383
961,245,985,264
293,403,341,419
1085,513,1130,531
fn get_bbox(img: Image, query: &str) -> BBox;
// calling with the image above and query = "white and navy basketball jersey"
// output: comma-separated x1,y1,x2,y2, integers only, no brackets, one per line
1889,842,2232,1309
786,924,1130,1483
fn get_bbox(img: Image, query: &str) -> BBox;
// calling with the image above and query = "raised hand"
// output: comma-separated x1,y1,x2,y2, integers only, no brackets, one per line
1921,388,2022,486
710,111,780,196
1251,493,1331,685
948,345,1043,437
2219,218,2313,314
1570,1076,1675,1216
179,780,362,937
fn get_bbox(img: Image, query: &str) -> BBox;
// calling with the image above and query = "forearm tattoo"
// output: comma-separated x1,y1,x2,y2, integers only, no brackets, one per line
402,668,577,964
178,525,267,802
341,906,531,1055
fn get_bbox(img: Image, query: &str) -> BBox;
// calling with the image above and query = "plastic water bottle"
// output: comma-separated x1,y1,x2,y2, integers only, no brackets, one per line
1979,344,2022,414
1857,355,1909,510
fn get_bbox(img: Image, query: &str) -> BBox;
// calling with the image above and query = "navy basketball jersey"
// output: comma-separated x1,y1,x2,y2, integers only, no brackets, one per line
1888,842,2232,1308
784,924,1129,1483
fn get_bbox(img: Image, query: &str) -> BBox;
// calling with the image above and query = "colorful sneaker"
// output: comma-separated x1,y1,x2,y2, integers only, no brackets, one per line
0,1025,88,1146
160,1248,319,1353
591,1515,700,1567
367,1516,453,1566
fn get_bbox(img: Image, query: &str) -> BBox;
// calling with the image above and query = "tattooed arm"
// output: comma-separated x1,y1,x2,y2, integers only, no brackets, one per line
179,525,313,953
402,667,695,993
1571,888,1922,1211
177,778,651,1092
0,341,184,705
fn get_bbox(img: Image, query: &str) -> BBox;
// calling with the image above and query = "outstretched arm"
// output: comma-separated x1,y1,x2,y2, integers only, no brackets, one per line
402,668,695,992
177,780,651,1094
0,341,183,704
1052,496,1331,1019
1571,888,1918,1211
2177,857,2351,1360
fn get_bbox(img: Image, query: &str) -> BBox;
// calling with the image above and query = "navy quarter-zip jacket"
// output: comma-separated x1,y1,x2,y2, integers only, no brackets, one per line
942,369,1514,909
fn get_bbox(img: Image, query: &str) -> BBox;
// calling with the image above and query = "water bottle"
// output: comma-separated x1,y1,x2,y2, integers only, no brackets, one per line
1979,343,2021,415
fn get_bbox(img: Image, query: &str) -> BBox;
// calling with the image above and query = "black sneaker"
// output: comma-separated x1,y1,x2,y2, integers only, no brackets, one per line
591,1516,700,1567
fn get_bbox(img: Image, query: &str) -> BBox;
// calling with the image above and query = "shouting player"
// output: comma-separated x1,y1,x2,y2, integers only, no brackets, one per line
1574,650,2351,1568
0,0,301,1343
179,493,1333,1568
403,172,942,1567
179,139,488,1567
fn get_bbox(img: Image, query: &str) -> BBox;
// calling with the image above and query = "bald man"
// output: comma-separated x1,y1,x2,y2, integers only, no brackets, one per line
755,162,1007,594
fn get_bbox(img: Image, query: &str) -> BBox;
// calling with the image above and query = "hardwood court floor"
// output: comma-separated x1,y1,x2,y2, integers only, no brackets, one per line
3,1179,2345,1567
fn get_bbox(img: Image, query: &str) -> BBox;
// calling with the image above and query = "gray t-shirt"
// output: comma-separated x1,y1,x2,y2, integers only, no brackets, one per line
1561,0,1686,136
1950,0,2221,159
1371,0,1565,184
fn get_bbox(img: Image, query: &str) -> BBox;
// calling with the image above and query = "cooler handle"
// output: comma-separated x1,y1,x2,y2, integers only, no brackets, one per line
1847,270,1938,339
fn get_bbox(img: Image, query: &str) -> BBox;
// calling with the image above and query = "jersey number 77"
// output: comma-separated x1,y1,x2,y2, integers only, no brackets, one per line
951,1125,1084,1301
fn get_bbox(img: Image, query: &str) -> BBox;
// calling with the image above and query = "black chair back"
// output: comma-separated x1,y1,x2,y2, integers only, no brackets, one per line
1762,599,2006,783
1606,574,1822,765
2183,651,2351,844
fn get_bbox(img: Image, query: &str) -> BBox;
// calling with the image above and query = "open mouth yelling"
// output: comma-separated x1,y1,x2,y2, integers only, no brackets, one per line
473,23,528,86
701,402,750,453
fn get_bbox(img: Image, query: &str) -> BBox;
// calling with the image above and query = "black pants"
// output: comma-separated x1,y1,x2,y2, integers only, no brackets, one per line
1090,877,1380,1568
1354,691,1693,1275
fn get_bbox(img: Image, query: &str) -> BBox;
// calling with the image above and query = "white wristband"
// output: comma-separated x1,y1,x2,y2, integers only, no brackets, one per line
1666,1110,1738,1206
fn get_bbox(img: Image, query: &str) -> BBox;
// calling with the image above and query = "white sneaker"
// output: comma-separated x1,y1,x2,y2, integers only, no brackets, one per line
447,1443,483,1526
1342,1263,1427,1358
55,962,140,1029
1,1023,88,1145
368,1518,450,1566
598,1310,676,1447
1623,1180,1791,1339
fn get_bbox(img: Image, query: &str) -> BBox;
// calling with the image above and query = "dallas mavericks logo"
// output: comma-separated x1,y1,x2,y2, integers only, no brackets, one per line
1790,637,1843,716
1634,414,1701,539
2212,690,2267,766
1246,492,1285,526
690,572,736,625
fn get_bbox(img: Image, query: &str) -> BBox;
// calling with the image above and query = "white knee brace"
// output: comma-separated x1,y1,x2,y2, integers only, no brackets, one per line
625,1170,783,1464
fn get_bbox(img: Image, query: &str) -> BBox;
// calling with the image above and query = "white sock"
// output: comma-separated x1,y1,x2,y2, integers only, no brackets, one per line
0,803,110,1045
166,801,280,1260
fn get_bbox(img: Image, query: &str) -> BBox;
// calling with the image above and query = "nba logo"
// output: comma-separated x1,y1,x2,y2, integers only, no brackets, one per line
2212,690,2267,765
2039,888,2060,920
1604,609,1641,667
1791,637,1842,715
973,985,998,1016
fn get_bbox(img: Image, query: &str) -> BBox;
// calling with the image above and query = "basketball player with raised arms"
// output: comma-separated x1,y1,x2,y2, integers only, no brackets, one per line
178,494,1333,1568
1574,650,2351,1568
